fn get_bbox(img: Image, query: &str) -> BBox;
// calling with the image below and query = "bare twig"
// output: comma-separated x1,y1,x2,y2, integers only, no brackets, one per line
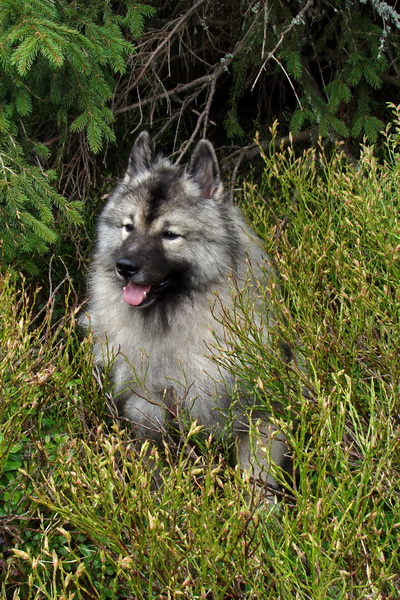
120,0,207,98
114,74,212,116
251,0,314,91
225,127,318,166
115,0,264,146
226,127,319,201
175,75,217,163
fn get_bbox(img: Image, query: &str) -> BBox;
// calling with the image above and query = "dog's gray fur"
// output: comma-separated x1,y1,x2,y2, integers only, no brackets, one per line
87,132,289,494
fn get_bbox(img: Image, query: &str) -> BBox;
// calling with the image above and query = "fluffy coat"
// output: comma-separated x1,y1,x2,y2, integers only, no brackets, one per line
87,132,289,493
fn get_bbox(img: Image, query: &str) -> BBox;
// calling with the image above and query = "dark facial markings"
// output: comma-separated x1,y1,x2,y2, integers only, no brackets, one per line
144,170,184,223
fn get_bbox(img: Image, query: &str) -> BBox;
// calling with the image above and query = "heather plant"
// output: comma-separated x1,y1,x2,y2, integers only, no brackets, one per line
2,111,400,597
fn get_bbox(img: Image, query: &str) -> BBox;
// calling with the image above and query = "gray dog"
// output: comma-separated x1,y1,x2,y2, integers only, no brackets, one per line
87,132,290,497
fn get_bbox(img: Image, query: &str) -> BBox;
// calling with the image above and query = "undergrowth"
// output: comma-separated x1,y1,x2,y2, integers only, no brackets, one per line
1,112,400,598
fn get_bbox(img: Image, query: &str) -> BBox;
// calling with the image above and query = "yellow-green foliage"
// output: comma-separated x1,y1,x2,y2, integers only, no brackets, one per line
2,114,400,598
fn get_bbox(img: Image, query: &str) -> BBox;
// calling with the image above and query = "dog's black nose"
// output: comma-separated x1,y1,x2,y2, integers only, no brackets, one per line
116,258,140,278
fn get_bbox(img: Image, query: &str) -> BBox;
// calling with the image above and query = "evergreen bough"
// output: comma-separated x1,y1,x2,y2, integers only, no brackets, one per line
0,0,154,273
222,0,400,144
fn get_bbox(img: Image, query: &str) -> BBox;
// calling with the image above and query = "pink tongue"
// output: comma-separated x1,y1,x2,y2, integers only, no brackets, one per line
123,282,151,306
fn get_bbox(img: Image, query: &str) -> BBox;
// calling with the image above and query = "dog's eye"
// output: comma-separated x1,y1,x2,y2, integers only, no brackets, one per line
162,231,180,240
123,224,134,233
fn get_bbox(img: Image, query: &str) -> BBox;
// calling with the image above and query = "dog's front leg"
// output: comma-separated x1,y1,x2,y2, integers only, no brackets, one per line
236,419,290,503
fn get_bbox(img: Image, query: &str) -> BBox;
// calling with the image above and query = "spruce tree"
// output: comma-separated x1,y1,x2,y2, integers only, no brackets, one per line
0,0,154,273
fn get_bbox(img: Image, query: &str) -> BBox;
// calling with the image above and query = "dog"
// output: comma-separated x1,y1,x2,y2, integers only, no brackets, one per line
86,131,291,498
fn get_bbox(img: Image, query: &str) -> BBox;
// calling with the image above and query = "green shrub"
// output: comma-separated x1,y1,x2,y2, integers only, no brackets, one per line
2,112,400,597
0,0,154,273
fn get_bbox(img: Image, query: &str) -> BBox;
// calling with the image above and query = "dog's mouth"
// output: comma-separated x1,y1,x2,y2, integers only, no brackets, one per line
123,278,171,307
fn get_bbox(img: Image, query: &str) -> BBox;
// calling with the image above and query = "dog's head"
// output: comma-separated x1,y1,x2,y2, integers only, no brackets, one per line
95,132,241,308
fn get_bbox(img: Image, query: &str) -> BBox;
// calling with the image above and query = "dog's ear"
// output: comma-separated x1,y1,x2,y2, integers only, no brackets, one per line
187,140,224,200
124,131,155,181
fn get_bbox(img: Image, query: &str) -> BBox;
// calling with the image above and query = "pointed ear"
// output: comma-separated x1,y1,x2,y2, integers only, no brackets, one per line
186,140,224,200
124,131,155,181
